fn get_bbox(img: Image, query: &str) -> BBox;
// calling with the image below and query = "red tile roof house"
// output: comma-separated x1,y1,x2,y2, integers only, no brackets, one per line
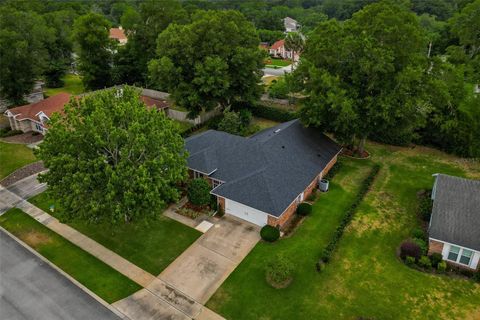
4,92,169,135
109,27,127,45
268,39,299,62
428,174,480,271
185,120,341,228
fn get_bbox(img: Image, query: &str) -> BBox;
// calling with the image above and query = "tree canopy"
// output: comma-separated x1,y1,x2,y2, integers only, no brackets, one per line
36,86,188,223
148,10,264,117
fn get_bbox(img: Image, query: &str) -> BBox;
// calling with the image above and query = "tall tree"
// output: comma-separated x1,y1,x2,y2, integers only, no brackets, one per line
72,13,112,90
36,86,188,223
149,10,264,117
284,32,305,67
0,5,52,105
298,1,428,153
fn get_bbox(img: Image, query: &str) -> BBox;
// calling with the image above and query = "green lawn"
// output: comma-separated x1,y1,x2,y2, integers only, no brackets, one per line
174,120,193,132
44,74,84,97
0,209,140,303
264,58,291,68
207,143,480,320
29,192,201,275
244,117,280,136
0,141,37,179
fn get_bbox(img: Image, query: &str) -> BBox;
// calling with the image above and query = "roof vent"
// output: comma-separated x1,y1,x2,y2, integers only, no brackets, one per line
274,129,281,133
282,146,285,149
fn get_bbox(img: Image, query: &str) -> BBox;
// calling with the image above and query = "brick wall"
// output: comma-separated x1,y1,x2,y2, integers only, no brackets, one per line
218,197,225,211
428,239,444,255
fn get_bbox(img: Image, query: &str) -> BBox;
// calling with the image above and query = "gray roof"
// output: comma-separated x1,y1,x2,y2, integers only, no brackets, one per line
185,120,341,217
429,174,480,251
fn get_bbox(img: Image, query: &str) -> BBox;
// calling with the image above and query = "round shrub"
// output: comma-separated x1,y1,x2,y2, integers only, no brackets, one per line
400,240,422,260
265,254,294,288
297,203,312,216
412,227,426,240
418,255,432,269
405,256,416,267
429,253,443,268
412,237,428,255
187,178,211,206
260,225,280,242
437,261,447,273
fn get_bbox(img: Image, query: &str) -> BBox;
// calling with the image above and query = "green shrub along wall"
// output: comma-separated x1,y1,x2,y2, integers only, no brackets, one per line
251,104,297,122
318,164,381,267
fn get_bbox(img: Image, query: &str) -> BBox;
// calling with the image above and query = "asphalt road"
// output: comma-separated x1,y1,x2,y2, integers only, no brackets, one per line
0,230,121,320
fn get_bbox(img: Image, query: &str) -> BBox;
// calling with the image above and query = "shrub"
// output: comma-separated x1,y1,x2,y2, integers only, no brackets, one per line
260,225,280,242
297,203,312,216
400,240,422,260
187,178,211,206
418,190,433,222
218,109,243,135
429,253,443,268
412,227,426,240
268,78,289,99
265,254,294,287
239,109,252,128
412,237,428,255
251,104,296,122
405,256,416,267
473,271,480,283
437,261,447,273
418,256,432,269
324,161,343,180
0,128,22,137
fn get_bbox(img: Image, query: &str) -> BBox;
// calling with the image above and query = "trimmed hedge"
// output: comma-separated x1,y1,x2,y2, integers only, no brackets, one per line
251,104,296,122
318,164,380,267
261,225,280,242
297,203,312,216
187,178,211,206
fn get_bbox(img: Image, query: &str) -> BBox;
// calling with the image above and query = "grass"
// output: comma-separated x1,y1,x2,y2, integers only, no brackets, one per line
29,193,201,275
174,120,193,132
0,208,141,303
264,58,291,67
0,141,37,179
44,74,84,97
262,75,280,86
207,143,480,320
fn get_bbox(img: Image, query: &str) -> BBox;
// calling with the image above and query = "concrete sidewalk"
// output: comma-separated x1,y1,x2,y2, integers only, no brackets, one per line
0,173,46,214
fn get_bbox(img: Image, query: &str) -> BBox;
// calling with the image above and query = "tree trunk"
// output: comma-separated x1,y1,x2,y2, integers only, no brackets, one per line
427,42,432,58
357,136,367,156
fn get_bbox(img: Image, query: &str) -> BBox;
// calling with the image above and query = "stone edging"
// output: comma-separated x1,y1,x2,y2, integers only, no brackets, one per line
0,226,131,320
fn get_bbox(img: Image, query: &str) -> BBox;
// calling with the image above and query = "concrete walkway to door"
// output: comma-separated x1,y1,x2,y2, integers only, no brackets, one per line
114,216,260,319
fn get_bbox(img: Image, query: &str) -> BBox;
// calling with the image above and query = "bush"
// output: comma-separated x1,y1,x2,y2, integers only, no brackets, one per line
437,261,447,273
418,190,433,222
251,104,296,122
324,161,343,180
187,178,211,206
268,78,289,99
239,109,252,128
412,237,428,255
429,253,443,268
0,128,22,137
412,227,426,240
473,271,480,283
418,256,432,269
405,256,416,267
218,109,243,135
260,225,280,242
297,203,312,216
400,240,422,260
265,254,294,287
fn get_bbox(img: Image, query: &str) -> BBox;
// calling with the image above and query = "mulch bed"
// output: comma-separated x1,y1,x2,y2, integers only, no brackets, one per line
0,161,45,187
175,202,213,220
341,148,370,159
2,132,43,144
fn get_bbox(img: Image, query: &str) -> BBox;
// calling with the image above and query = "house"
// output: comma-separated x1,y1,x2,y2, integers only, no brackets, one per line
428,174,480,271
109,27,127,45
284,17,299,33
268,39,299,61
185,119,341,228
4,90,170,135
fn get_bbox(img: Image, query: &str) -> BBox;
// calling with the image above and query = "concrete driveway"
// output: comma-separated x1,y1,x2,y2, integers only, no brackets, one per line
114,216,260,319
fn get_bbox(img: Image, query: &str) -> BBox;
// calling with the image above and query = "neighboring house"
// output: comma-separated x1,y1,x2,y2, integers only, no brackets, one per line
185,119,341,228
269,39,299,61
428,174,480,271
109,27,127,45
284,17,299,33
4,91,169,135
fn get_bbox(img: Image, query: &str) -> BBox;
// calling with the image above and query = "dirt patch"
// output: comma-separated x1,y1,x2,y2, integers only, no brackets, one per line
21,230,52,247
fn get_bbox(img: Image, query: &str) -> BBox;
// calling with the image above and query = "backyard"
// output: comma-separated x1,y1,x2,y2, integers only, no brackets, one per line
0,209,141,303
207,143,480,320
29,192,201,275
44,74,84,97
0,141,37,179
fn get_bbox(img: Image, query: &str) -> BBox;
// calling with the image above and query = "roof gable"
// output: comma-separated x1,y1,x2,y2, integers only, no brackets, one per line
6,93,71,122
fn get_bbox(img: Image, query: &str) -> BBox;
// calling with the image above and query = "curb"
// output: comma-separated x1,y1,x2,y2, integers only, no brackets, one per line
0,226,132,320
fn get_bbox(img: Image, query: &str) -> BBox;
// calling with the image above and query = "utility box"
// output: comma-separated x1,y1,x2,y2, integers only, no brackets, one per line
319,179,329,192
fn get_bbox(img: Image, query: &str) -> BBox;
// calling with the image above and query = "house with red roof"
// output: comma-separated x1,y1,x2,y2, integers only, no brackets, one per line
268,39,299,61
109,27,127,45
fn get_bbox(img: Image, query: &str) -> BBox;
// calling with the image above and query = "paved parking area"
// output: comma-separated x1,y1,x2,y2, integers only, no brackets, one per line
0,230,120,320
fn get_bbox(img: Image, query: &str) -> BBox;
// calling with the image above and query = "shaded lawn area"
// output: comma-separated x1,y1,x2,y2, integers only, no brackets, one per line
44,74,84,97
207,144,480,320
264,58,291,67
0,141,37,179
29,193,201,275
174,120,193,132
0,209,140,303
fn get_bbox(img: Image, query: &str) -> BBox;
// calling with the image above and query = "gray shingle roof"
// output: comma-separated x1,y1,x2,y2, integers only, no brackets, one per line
429,174,480,251
185,119,341,217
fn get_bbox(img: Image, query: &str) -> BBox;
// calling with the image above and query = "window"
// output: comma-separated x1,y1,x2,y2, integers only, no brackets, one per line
212,179,222,189
34,122,43,133
459,249,473,266
447,246,460,261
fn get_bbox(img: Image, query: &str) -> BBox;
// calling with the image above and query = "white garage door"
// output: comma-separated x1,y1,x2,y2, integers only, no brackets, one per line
225,198,268,226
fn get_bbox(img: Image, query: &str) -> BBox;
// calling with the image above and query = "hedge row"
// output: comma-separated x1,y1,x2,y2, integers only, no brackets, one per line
318,164,381,267
251,104,297,122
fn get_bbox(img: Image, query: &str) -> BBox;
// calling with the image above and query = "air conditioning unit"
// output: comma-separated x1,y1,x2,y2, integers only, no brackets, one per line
319,178,329,192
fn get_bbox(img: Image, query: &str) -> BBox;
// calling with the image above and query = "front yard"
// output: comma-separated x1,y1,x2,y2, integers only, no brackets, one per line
0,141,37,179
29,193,201,275
264,58,291,68
44,73,84,97
207,143,480,319
0,209,141,303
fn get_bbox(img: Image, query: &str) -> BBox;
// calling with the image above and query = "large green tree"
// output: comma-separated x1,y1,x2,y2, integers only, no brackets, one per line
0,5,52,105
298,1,428,152
149,10,264,117
72,13,112,90
36,86,188,223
